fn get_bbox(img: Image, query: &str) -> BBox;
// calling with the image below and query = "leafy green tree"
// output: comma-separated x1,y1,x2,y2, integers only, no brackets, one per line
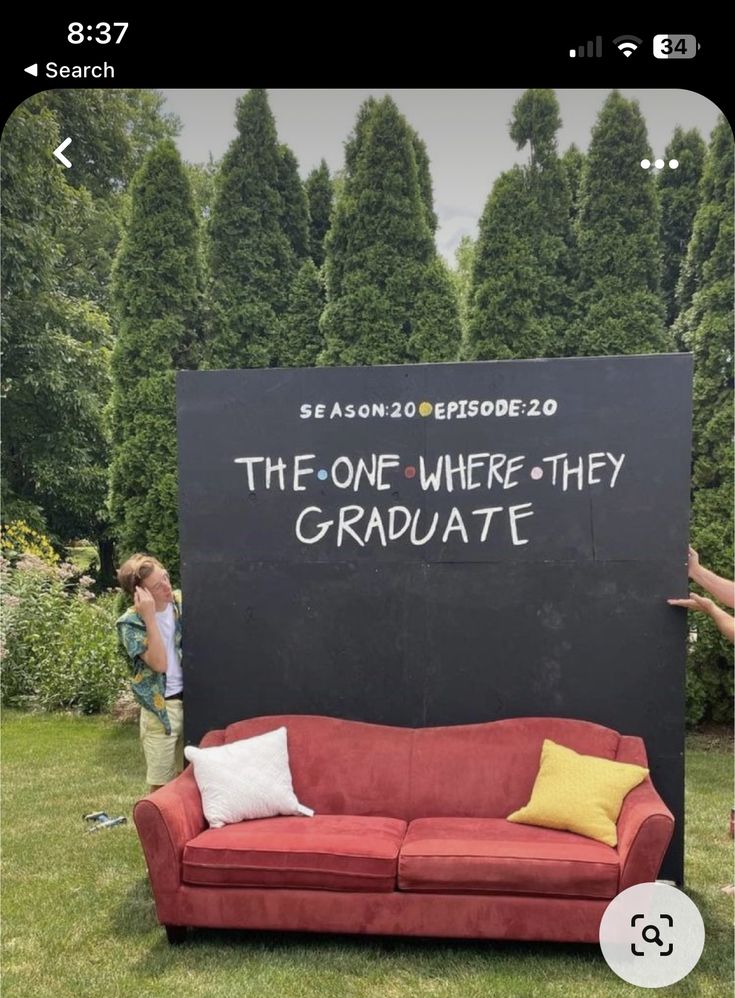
569,91,670,357
320,96,460,365
3,90,188,582
658,127,707,331
304,160,333,268
673,116,734,724
45,89,180,311
44,89,179,197
467,90,573,360
108,141,202,579
206,89,296,368
1,99,111,553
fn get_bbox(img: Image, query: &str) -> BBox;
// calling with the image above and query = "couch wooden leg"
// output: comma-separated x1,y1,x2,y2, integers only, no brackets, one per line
164,924,187,945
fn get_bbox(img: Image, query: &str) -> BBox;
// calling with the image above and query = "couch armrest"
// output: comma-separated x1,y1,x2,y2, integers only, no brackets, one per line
133,729,224,897
615,736,675,891
133,767,207,895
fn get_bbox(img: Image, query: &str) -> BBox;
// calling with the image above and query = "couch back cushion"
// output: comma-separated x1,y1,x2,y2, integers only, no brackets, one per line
408,717,621,819
222,715,622,820
224,715,413,818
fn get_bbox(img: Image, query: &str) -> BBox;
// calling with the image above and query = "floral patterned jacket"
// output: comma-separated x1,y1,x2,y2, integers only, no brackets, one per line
116,590,182,735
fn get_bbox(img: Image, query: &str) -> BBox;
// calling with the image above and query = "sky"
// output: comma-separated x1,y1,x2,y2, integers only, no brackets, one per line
160,89,723,263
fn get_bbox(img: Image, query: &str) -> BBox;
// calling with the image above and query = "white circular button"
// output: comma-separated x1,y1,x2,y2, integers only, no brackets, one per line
599,882,705,988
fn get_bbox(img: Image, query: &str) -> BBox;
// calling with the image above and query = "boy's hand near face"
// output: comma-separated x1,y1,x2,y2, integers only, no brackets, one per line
134,585,156,622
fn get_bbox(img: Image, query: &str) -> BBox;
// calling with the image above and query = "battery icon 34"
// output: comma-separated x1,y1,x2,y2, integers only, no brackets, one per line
653,35,699,58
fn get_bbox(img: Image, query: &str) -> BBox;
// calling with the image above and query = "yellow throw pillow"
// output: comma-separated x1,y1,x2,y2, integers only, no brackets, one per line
507,739,648,846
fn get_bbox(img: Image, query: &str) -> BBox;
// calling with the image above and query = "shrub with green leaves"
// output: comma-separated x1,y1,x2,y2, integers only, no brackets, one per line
1,557,127,713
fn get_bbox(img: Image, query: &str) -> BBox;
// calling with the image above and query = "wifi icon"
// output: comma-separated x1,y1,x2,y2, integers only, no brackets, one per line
613,35,643,57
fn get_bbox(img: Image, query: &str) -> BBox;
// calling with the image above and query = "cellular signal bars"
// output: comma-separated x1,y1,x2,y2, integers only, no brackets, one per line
569,37,602,58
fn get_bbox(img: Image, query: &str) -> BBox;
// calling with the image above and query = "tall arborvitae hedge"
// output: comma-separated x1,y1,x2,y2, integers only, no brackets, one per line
277,145,310,263
207,89,296,368
659,127,707,331
320,96,460,365
466,90,573,360
109,140,201,579
451,235,476,353
673,116,734,724
410,129,438,234
305,160,333,268
569,91,670,356
561,144,585,224
278,259,325,367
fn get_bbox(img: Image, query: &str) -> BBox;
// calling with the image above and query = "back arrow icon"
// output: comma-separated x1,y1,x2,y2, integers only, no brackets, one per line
53,138,72,168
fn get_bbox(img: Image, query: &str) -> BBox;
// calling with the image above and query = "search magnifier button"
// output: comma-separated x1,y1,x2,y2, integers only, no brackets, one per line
642,925,664,946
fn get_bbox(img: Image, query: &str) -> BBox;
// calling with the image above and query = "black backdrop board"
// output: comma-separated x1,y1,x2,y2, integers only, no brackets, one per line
177,354,692,882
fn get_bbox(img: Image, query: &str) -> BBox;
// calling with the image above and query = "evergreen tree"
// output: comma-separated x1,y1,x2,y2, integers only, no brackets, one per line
658,127,707,331
277,145,310,261
186,155,218,286
561,144,585,224
304,160,333,268
569,91,669,357
408,256,461,362
278,259,325,367
450,234,476,355
509,87,562,165
673,116,734,724
108,141,202,578
320,96,460,365
560,144,585,310
324,98,378,303
466,168,534,360
207,89,295,368
466,90,573,360
186,156,218,226
410,129,438,233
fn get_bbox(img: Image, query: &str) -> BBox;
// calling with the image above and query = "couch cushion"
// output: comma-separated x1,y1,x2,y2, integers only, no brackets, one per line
398,818,619,899
408,718,621,820
183,815,407,891
222,716,413,818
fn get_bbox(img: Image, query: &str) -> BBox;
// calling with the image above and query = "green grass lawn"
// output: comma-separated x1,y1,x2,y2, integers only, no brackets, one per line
1,712,732,997
64,545,98,573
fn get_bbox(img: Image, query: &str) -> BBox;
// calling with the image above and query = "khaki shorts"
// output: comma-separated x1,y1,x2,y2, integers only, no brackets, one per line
139,701,184,786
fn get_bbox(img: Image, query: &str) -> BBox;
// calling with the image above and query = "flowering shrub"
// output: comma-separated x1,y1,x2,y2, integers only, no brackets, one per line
0,556,128,713
1,521,59,566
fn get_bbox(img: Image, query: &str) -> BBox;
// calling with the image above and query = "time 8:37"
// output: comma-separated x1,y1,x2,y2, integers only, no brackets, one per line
68,23,129,44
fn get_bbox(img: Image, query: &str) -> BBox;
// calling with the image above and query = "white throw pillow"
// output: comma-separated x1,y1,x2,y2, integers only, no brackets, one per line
184,726,314,828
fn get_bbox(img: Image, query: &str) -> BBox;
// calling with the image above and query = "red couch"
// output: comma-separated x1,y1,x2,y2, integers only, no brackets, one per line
133,715,674,944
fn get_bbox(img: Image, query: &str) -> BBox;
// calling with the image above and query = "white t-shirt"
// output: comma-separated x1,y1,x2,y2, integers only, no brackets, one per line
156,603,183,696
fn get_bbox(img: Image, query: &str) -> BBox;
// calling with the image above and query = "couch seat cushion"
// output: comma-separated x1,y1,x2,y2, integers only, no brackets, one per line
398,818,619,899
183,814,407,891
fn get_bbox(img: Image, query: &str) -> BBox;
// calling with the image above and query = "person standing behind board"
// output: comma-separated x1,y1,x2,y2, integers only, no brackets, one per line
116,554,184,792
668,546,734,644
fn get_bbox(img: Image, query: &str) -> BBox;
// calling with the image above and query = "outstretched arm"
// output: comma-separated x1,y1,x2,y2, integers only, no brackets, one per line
668,592,735,644
688,547,735,609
